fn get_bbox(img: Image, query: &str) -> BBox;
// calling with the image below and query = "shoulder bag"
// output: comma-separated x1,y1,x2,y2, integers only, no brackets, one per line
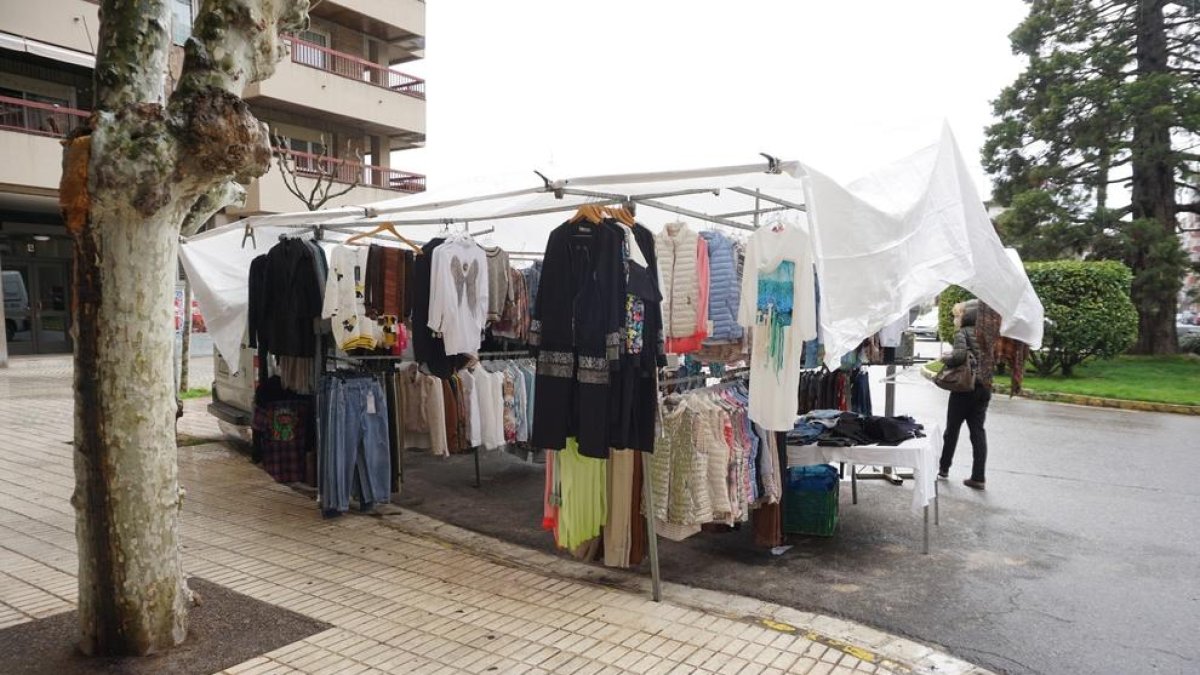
934,351,977,393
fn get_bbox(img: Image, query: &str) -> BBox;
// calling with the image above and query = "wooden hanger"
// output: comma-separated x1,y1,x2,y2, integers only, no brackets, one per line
612,204,636,227
569,204,605,225
343,221,423,254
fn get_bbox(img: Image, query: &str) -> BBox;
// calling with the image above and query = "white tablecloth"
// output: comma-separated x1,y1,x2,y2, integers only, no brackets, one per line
785,424,941,513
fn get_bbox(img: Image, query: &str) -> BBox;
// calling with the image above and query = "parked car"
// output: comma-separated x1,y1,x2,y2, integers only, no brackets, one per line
909,308,940,340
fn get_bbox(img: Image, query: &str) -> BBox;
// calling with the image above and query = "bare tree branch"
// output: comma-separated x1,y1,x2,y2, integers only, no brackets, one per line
270,131,360,211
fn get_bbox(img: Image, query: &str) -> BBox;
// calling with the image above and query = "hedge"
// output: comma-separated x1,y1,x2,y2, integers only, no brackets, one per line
938,260,1138,376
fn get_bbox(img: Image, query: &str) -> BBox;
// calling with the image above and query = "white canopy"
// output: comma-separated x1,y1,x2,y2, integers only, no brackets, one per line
182,124,1044,372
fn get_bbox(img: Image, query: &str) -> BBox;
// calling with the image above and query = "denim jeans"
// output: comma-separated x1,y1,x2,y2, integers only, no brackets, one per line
321,375,392,513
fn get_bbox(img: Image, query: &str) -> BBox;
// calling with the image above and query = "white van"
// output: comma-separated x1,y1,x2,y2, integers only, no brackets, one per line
3,270,30,341
207,330,257,441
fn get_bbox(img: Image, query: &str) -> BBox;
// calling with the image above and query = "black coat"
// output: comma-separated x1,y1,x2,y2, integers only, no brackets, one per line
258,239,322,357
530,219,624,456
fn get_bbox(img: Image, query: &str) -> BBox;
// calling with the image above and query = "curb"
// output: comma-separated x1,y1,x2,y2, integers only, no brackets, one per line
919,364,1200,416
367,503,991,675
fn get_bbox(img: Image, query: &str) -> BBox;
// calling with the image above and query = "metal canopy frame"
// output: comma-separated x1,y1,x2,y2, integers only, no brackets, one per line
190,157,811,244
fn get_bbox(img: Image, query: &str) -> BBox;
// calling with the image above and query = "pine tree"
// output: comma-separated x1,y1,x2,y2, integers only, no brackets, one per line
983,0,1199,354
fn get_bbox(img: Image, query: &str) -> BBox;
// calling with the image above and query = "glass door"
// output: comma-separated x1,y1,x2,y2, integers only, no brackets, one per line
1,262,72,354
2,264,34,354
33,262,72,353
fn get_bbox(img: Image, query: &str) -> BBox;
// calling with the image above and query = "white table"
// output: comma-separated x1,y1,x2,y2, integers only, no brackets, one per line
785,425,941,553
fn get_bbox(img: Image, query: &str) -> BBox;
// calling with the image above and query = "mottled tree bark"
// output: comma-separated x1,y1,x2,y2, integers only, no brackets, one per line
62,0,309,656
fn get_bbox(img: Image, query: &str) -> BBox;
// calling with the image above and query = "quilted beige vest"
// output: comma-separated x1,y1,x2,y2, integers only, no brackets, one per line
655,222,700,338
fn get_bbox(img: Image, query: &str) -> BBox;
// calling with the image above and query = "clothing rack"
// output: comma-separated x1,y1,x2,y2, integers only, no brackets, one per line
658,366,750,390
477,350,533,360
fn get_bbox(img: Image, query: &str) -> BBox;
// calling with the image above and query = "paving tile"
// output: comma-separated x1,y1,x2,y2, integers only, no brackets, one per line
0,358,973,675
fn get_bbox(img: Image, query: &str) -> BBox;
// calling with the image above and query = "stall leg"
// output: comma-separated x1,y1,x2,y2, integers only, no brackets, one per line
883,364,904,485
934,479,940,526
473,447,481,488
851,464,858,505
923,505,930,554
641,453,662,602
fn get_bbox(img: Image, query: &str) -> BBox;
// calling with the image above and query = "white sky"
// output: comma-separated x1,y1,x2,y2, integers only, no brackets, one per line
393,0,1029,198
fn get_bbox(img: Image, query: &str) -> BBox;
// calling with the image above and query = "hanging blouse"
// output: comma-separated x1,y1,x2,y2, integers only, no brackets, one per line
428,238,489,355
737,223,817,431
321,244,381,351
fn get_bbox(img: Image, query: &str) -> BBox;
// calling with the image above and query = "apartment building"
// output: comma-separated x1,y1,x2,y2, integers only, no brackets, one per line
0,0,426,355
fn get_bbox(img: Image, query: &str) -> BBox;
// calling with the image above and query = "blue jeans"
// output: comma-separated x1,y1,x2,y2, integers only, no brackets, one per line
321,376,391,513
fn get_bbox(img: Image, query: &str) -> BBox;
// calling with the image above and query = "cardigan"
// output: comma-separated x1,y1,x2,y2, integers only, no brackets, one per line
530,219,624,456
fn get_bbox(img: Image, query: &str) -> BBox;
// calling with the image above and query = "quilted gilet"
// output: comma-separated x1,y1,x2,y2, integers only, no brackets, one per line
655,223,701,338
700,231,743,341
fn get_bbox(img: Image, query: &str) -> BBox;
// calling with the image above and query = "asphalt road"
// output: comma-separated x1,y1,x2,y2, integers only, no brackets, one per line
396,342,1200,675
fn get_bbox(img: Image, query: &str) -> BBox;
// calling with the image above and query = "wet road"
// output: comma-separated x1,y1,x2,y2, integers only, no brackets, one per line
399,343,1200,675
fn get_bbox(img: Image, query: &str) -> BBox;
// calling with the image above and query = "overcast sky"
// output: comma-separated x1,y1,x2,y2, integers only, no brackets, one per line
394,0,1030,198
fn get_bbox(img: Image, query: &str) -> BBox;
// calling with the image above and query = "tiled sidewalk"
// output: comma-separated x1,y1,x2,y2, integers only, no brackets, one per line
0,357,987,675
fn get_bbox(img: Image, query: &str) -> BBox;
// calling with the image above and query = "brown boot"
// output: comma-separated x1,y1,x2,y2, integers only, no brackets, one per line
963,479,986,490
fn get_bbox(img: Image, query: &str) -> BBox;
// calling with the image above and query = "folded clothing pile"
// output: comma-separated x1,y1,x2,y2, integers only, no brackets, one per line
786,410,924,447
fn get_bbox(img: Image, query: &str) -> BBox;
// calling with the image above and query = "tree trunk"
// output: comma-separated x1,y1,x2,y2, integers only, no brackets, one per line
64,0,309,656
1130,0,1180,354
71,191,191,655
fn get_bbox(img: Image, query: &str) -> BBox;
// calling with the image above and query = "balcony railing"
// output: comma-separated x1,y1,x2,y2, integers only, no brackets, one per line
0,95,89,138
283,36,426,99
278,147,426,193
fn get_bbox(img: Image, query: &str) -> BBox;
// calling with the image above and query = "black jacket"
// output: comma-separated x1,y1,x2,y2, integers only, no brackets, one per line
260,239,322,357
944,300,993,389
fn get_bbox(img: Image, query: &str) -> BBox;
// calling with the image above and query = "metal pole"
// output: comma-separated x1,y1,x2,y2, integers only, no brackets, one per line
935,479,940,526
923,505,930,554
641,452,662,602
883,363,902,485
179,277,192,392
851,465,858,505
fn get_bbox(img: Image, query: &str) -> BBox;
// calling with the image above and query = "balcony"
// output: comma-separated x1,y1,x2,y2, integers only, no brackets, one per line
243,37,425,145
285,37,425,99
0,95,89,193
229,148,425,216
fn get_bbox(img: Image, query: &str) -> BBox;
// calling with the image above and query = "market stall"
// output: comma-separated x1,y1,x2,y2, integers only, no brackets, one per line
180,124,1044,600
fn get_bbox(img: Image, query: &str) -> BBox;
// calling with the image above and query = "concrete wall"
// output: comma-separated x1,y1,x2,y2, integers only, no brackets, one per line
0,130,65,194
328,0,425,40
0,0,99,54
244,57,424,138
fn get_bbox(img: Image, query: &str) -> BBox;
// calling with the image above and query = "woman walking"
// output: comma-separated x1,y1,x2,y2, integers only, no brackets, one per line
939,300,992,490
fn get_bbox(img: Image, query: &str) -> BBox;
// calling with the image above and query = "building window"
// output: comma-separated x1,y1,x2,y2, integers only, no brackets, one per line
293,29,330,69
171,0,194,46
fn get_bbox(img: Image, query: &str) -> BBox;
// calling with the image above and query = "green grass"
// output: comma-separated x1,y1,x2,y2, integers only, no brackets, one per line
930,355,1200,406
179,387,211,400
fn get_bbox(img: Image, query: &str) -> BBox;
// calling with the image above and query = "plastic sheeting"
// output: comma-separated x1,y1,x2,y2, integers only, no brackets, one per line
803,124,1043,367
182,125,1043,372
